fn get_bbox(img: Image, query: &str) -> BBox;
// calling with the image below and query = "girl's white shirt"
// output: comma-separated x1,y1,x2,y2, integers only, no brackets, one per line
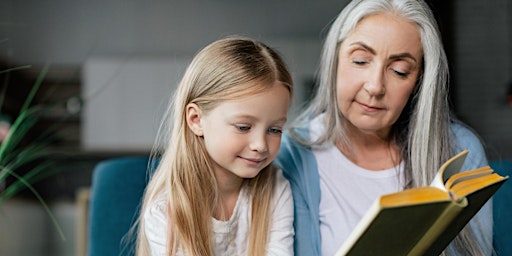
144,169,294,256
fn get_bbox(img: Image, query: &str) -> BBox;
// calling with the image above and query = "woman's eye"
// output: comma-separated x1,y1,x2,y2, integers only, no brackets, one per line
393,69,409,78
268,127,283,134
352,60,367,65
390,61,413,78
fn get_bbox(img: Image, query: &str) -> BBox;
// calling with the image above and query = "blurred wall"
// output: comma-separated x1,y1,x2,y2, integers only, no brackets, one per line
0,0,344,65
0,1,511,158
454,0,512,161
1,1,511,256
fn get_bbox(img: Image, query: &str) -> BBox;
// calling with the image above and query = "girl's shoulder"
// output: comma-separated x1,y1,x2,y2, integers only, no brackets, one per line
275,168,291,192
269,168,294,215
143,192,169,254
144,192,169,225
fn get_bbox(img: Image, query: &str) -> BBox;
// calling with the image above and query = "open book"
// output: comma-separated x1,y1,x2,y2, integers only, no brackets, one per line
335,150,509,256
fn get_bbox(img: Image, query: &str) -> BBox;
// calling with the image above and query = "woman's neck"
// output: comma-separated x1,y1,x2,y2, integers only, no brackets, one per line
336,123,400,171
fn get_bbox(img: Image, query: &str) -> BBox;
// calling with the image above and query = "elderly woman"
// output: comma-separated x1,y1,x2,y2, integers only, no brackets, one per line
276,0,493,255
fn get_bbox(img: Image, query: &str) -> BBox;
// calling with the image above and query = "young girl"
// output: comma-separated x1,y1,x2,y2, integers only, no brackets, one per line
136,37,294,255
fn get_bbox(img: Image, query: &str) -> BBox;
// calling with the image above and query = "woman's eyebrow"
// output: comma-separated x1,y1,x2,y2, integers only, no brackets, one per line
349,41,376,55
349,41,418,63
389,53,418,63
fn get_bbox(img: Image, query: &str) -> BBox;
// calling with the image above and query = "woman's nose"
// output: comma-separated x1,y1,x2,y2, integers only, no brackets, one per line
364,69,386,96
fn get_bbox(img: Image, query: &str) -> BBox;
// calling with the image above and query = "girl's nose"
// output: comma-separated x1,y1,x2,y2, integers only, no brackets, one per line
249,133,268,153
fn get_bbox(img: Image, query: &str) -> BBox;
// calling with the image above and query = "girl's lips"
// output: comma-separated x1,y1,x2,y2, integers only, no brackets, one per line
239,156,265,165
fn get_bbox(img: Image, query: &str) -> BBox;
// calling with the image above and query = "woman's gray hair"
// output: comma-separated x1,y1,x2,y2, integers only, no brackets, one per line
295,0,451,187
291,0,486,254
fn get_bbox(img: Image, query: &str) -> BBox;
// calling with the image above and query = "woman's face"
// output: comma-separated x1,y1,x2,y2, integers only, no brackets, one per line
336,13,422,137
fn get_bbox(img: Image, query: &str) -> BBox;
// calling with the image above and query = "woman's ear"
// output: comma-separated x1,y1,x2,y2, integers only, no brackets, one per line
186,103,204,136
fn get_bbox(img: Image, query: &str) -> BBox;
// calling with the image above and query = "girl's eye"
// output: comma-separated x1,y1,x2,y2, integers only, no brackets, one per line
268,127,283,134
235,125,250,132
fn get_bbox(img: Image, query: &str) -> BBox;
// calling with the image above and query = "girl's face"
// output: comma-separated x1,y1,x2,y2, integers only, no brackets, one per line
336,13,422,137
187,82,290,184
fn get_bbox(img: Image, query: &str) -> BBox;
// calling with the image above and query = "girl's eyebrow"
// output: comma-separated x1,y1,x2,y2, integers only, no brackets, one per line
274,117,288,124
349,41,418,63
230,114,287,123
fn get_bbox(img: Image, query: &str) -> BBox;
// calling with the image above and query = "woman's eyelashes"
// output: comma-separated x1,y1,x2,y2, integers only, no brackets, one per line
392,69,409,78
352,59,368,66
390,63,413,78
349,49,414,79
350,59,411,78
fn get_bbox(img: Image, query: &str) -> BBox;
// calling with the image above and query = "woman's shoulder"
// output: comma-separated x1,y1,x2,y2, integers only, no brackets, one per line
450,121,488,169
276,131,316,175
450,122,483,150
451,121,479,138
279,115,321,154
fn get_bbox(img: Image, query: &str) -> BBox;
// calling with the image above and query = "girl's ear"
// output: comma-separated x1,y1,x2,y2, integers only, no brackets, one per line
186,103,204,136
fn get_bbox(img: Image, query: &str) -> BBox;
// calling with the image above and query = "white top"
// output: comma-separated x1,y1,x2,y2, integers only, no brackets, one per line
144,169,294,256
309,117,405,256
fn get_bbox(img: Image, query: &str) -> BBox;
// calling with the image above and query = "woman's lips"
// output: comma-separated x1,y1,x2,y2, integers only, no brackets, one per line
357,101,384,112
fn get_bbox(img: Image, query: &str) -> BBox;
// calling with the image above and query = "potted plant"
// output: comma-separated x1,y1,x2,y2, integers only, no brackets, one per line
0,64,65,240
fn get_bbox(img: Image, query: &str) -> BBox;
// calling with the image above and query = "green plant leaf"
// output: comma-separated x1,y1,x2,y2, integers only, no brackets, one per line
0,107,42,164
0,65,31,75
0,63,68,241
21,64,49,113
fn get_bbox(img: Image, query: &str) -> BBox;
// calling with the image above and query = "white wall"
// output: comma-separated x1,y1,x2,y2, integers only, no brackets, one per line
1,0,344,66
82,56,189,151
0,0,336,151
82,39,322,151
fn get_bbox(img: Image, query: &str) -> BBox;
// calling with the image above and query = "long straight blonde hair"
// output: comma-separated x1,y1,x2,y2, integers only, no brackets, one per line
136,36,293,255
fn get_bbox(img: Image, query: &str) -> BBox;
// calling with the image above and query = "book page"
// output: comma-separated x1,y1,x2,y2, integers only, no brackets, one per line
445,166,492,190
380,187,449,207
430,150,468,190
423,177,508,255
450,173,506,198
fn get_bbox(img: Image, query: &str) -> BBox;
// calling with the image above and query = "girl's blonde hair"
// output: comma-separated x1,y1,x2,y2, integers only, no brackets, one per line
136,36,293,255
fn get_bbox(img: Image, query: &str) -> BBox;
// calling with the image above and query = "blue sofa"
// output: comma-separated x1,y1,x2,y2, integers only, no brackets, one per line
489,160,512,256
87,156,152,256
86,157,511,256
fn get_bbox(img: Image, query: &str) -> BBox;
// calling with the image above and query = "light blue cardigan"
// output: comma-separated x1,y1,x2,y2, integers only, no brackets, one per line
275,122,493,256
